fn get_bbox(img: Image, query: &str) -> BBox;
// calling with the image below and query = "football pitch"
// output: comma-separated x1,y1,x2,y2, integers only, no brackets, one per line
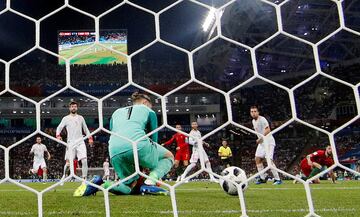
59,43,127,65
0,180,359,217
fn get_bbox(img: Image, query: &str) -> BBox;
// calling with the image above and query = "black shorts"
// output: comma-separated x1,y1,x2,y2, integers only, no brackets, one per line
221,158,231,167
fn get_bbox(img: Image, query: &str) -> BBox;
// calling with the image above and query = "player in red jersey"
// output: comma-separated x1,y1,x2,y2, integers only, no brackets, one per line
299,145,336,184
162,124,190,182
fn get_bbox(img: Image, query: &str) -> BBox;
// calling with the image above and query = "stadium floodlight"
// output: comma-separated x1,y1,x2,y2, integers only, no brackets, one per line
202,7,216,32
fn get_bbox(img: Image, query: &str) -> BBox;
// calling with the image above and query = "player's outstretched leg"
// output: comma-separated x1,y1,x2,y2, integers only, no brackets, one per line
174,160,182,182
175,166,183,182
255,157,267,184
270,161,282,185
205,161,217,182
74,175,104,197
180,163,196,182
60,161,70,186
43,168,48,183
139,185,168,195
144,151,174,185
101,177,169,196
81,158,88,180
103,180,133,195
142,143,174,186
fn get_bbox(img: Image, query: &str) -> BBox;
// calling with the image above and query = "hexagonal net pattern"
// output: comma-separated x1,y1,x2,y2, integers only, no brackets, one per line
0,0,360,217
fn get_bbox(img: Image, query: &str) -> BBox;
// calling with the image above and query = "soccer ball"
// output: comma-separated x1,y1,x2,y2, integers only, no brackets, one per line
219,166,248,195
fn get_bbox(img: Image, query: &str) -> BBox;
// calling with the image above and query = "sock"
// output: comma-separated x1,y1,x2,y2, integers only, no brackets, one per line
151,157,174,180
205,161,215,180
181,163,196,180
81,159,88,179
175,167,183,177
63,164,69,178
32,173,38,180
270,161,280,180
43,171,47,181
256,163,266,180
271,168,280,180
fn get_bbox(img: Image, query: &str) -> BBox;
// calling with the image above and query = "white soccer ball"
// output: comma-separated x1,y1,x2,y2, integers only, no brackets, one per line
219,166,248,195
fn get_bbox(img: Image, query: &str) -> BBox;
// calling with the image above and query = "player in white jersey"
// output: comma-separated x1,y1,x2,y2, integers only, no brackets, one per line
250,106,282,185
180,121,216,182
56,101,93,181
103,158,110,181
29,136,51,181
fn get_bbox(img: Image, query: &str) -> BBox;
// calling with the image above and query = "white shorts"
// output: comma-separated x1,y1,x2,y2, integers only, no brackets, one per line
33,160,46,171
255,143,276,159
65,142,87,161
104,169,110,176
190,149,210,163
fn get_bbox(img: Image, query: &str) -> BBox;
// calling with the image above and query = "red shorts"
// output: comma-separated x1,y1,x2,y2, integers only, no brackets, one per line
37,167,43,176
175,150,190,161
300,159,312,177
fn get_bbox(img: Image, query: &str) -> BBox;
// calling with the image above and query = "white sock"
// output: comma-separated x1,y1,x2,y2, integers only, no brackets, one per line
62,164,69,178
271,169,280,180
81,159,88,179
181,163,196,180
256,163,266,179
271,161,280,180
205,161,215,180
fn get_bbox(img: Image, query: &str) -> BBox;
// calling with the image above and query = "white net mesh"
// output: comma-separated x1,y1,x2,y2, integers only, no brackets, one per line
0,0,360,216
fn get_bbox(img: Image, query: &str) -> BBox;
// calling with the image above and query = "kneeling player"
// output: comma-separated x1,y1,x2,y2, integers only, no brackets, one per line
299,145,336,184
74,170,167,197
74,92,173,196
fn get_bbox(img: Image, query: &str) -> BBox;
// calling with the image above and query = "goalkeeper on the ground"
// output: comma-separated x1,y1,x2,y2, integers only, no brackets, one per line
75,170,165,196
74,92,174,196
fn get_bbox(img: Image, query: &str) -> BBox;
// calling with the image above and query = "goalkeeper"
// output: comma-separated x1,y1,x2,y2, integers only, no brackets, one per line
299,145,336,184
75,92,174,196
75,169,166,196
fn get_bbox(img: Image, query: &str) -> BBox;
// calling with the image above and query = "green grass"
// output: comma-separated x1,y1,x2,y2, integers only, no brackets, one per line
0,180,359,217
59,43,127,65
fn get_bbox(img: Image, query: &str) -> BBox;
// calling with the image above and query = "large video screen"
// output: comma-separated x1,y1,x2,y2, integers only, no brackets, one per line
58,30,127,65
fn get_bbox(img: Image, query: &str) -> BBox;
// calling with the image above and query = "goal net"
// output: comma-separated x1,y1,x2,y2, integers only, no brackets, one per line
0,0,359,217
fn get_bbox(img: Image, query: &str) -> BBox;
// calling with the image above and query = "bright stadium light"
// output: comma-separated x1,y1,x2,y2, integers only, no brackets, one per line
202,7,216,32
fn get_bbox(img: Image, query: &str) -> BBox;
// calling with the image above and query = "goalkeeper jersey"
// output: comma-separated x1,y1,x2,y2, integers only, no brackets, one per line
108,104,158,158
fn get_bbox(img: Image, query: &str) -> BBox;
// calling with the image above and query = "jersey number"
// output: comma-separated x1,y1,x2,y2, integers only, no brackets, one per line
126,107,133,120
